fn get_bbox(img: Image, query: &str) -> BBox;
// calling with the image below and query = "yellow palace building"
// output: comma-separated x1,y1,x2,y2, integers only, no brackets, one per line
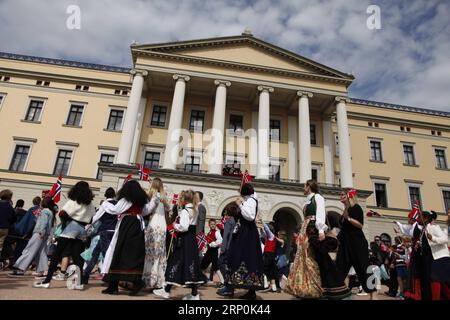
0,32,448,245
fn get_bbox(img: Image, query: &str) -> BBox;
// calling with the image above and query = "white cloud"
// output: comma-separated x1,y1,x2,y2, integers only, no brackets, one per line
0,0,448,111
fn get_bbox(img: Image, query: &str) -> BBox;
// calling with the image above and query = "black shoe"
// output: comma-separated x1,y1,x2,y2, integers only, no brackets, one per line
129,281,145,296
102,288,119,295
239,290,257,300
217,286,234,297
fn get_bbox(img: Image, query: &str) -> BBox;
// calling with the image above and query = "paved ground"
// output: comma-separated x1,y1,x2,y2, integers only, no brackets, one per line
0,271,396,300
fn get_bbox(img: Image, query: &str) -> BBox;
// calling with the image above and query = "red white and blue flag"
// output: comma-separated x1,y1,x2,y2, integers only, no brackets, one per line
50,175,62,203
408,201,421,222
122,173,132,186
240,170,252,186
137,163,151,181
196,232,208,251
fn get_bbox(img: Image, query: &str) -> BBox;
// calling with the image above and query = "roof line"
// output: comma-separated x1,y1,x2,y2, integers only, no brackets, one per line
349,98,450,118
0,51,131,73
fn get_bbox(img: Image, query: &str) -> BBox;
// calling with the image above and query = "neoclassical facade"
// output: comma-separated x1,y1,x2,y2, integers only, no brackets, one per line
1,33,449,246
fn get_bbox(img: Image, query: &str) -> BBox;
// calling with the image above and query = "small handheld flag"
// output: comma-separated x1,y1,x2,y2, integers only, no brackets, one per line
196,232,208,251
171,193,179,205
408,201,421,222
122,174,132,186
167,223,177,239
50,175,62,203
137,163,151,181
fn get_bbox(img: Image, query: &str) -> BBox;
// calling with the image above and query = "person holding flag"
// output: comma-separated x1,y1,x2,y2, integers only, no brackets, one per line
154,190,205,300
49,175,63,204
200,219,223,284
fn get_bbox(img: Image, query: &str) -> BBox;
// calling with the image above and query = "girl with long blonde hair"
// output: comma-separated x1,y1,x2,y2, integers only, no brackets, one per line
142,177,170,289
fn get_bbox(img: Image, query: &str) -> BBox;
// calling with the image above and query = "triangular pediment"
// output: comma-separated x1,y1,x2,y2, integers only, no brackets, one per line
132,35,353,81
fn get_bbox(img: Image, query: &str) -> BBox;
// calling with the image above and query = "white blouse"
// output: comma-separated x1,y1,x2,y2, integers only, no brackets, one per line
304,193,328,235
174,204,198,232
239,193,258,221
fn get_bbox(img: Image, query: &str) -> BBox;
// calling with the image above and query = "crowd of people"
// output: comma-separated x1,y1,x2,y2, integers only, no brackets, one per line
0,177,449,300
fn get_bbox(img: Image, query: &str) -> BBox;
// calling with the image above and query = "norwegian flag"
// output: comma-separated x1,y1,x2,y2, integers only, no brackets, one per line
122,173,132,187
196,232,208,251
167,223,177,239
408,201,421,222
217,215,230,231
171,193,179,205
240,170,252,186
137,163,151,181
367,209,381,217
49,175,62,203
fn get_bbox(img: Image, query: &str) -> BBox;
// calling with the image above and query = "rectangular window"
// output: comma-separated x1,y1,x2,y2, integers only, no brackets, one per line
310,124,317,145
150,105,167,127
443,190,450,212
0,94,4,109
9,145,30,172
403,145,416,165
270,119,281,141
311,168,318,182
269,163,280,181
107,109,124,131
66,104,84,126
374,183,388,208
144,151,160,169
25,100,44,122
184,155,200,173
335,134,339,156
408,186,422,209
189,110,205,132
370,140,383,161
435,149,447,169
96,153,115,180
53,149,73,176
228,114,243,135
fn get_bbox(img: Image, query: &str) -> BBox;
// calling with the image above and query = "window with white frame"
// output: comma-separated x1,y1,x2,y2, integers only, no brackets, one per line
269,162,280,181
403,144,416,165
66,104,84,127
96,153,115,179
228,114,244,136
189,110,205,132
9,145,31,172
310,124,317,145
408,185,422,210
53,149,73,176
374,182,388,208
270,119,280,141
435,148,447,169
311,164,321,182
184,153,201,173
370,140,383,161
151,105,167,127
224,154,243,174
107,109,124,131
144,151,161,169
24,99,44,122
442,190,450,212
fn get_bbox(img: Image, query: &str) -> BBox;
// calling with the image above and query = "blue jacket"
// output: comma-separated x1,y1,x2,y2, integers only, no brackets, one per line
15,205,39,236
0,200,16,229
33,208,53,236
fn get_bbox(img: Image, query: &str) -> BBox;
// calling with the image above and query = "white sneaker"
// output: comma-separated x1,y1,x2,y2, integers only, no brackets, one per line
153,288,170,299
52,273,67,281
33,281,50,288
182,294,200,300
73,284,84,290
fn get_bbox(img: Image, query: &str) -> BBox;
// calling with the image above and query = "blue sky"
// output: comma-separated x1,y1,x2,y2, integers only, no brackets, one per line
1,0,449,111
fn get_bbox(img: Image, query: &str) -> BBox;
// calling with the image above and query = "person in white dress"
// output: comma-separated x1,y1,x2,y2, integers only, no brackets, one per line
142,178,170,289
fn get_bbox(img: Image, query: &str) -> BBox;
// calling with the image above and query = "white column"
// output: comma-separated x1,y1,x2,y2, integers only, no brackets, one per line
248,111,258,175
207,80,231,174
162,74,190,170
129,97,147,164
336,97,353,188
298,91,313,183
288,116,298,180
322,119,334,184
116,69,147,164
257,86,273,179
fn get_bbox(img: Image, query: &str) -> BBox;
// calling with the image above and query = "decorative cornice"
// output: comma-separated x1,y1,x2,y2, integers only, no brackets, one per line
257,85,274,93
130,69,148,77
214,80,231,87
56,141,79,147
173,74,190,82
13,136,37,143
297,91,313,98
0,51,130,73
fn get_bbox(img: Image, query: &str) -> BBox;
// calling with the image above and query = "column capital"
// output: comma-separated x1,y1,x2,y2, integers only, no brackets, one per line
257,85,274,93
297,91,313,98
214,80,231,87
335,96,350,104
130,69,148,77
173,74,190,82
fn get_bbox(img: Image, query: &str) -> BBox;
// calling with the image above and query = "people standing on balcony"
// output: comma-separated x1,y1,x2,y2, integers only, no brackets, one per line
195,191,206,235
9,197,55,277
98,180,149,296
34,181,96,289
81,187,118,285
200,219,223,284
335,189,377,300
153,190,205,300
217,183,264,300
142,178,170,290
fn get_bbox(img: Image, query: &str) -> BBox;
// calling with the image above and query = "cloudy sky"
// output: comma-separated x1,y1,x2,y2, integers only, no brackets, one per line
1,0,449,111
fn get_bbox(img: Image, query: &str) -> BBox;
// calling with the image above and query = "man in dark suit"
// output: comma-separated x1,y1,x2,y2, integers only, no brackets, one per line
195,191,206,235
